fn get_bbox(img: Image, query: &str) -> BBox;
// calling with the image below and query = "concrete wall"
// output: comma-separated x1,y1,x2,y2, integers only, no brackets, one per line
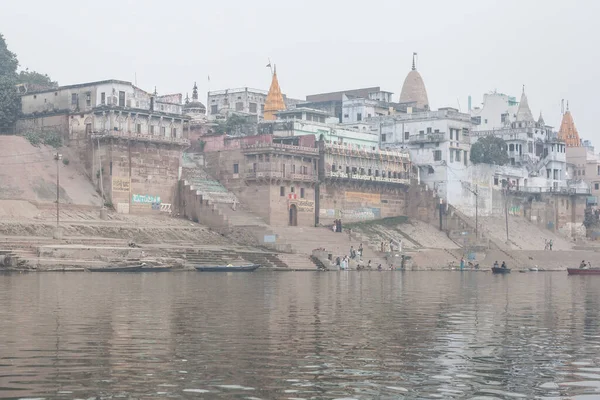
319,184,407,223
16,113,69,137
98,140,182,214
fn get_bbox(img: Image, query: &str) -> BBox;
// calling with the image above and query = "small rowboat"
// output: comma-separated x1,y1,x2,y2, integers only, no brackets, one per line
194,264,260,272
492,267,511,274
88,264,145,272
567,268,600,275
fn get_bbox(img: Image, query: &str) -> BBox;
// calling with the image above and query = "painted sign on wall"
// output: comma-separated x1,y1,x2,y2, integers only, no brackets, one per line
112,177,131,192
132,194,161,204
345,191,381,204
342,207,381,220
291,200,315,212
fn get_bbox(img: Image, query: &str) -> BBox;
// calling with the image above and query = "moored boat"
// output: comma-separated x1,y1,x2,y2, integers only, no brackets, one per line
567,268,600,275
492,267,511,274
194,264,260,272
88,264,145,272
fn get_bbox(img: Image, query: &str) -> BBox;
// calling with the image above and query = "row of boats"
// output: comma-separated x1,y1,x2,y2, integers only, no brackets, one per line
491,266,600,275
88,263,261,272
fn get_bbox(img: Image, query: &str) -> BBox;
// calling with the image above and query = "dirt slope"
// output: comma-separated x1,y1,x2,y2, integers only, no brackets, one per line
0,136,101,209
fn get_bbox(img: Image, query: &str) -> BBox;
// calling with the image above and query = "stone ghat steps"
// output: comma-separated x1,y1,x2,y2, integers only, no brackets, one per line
164,249,291,270
272,226,390,268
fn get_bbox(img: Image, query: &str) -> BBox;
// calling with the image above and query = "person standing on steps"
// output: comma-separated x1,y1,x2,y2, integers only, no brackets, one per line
460,257,465,271
358,243,363,258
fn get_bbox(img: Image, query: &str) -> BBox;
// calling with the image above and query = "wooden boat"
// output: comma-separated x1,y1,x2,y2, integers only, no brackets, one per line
492,267,511,274
194,264,260,272
88,264,145,272
567,268,600,275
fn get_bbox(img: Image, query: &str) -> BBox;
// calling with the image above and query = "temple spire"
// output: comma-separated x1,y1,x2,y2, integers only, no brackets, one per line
192,82,198,100
558,105,580,147
412,52,416,71
263,65,285,121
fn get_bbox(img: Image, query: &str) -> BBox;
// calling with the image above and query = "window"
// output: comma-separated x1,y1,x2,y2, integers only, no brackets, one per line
236,102,243,111
172,128,177,137
261,104,265,113
249,102,257,113
597,165,600,175
292,164,296,173
86,92,91,107
367,114,371,118
473,116,481,125
118,91,125,107
381,134,386,142
150,125,155,134
357,113,362,121
595,183,599,190
211,105,218,114
344,114,349,118
528,142,533,153
300,188,305,198
456,150,461,162
280,186,285,196
161,127,166,135
85,123,92,134
419,130,424,135
427,127,432,134
494,177,499,186
290,187,295,193
71,93,77,105
433,150,442,161
233,163,239,174
509,144,514,151
484,119,488,124
101,92,106,105
464,151,468,166
456,130,459,141
404,132,409,140
136,124,141,133
450,149,454,163
450,129,453,140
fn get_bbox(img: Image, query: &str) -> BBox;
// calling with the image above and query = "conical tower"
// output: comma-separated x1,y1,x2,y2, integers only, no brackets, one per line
558,104,580,147
263,66,286,121
515,86,534,122
399,53,429,109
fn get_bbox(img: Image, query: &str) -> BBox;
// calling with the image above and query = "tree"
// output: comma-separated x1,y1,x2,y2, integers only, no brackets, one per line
0,33,18,79
0,76,20,129
18,69,57,89
469,135,509,165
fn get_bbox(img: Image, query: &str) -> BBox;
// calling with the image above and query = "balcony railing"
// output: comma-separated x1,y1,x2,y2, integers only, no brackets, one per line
245,170,318,182
408,132,445,143
324,170,410,184
512,186,591,195
242,142,319,155
91,130,190,145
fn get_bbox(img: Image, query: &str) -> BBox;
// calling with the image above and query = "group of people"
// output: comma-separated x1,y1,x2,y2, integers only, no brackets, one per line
493,261,508,269
332,219,343,233
544,239,554,251
380,240,399,253
580,260,592,269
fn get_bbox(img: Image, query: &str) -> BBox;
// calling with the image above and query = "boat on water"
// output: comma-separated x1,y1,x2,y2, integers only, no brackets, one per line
194,264,260,272
492,267,511,274
567,268,600,275
529,267,539,272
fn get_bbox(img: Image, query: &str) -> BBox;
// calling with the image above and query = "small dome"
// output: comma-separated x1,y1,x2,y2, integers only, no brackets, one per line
399,69,429,109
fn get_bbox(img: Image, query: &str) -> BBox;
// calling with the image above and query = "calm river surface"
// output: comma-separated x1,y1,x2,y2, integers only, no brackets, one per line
1,271,600,399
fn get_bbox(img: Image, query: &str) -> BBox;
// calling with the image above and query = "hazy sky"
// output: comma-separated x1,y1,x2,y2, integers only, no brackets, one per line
1,0,599,141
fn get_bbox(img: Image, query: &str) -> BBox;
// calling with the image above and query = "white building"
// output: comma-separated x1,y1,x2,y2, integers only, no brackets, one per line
375,108,473,203
207,87,302,121
470,91,519,131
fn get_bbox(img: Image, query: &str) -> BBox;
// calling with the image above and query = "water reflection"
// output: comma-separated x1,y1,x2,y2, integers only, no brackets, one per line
0,271,599,398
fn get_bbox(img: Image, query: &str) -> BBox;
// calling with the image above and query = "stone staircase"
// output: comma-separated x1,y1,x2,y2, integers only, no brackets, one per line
272,226,391,269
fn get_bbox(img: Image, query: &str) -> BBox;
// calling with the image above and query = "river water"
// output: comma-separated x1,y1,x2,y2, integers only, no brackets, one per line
1,271,599,399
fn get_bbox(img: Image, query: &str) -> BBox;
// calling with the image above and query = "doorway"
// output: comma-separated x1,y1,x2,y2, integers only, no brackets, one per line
289,204,298,226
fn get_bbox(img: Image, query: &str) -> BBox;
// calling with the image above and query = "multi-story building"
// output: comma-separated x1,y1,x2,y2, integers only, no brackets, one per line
265,108,380,149
206,78,302,121
17,79,190,214
375,107,473,202
470,91,519,130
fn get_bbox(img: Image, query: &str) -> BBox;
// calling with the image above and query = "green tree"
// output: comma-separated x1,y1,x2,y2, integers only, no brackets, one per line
0,34,20,129
469,135,509,165
0,33,18,79
18,69,57,89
